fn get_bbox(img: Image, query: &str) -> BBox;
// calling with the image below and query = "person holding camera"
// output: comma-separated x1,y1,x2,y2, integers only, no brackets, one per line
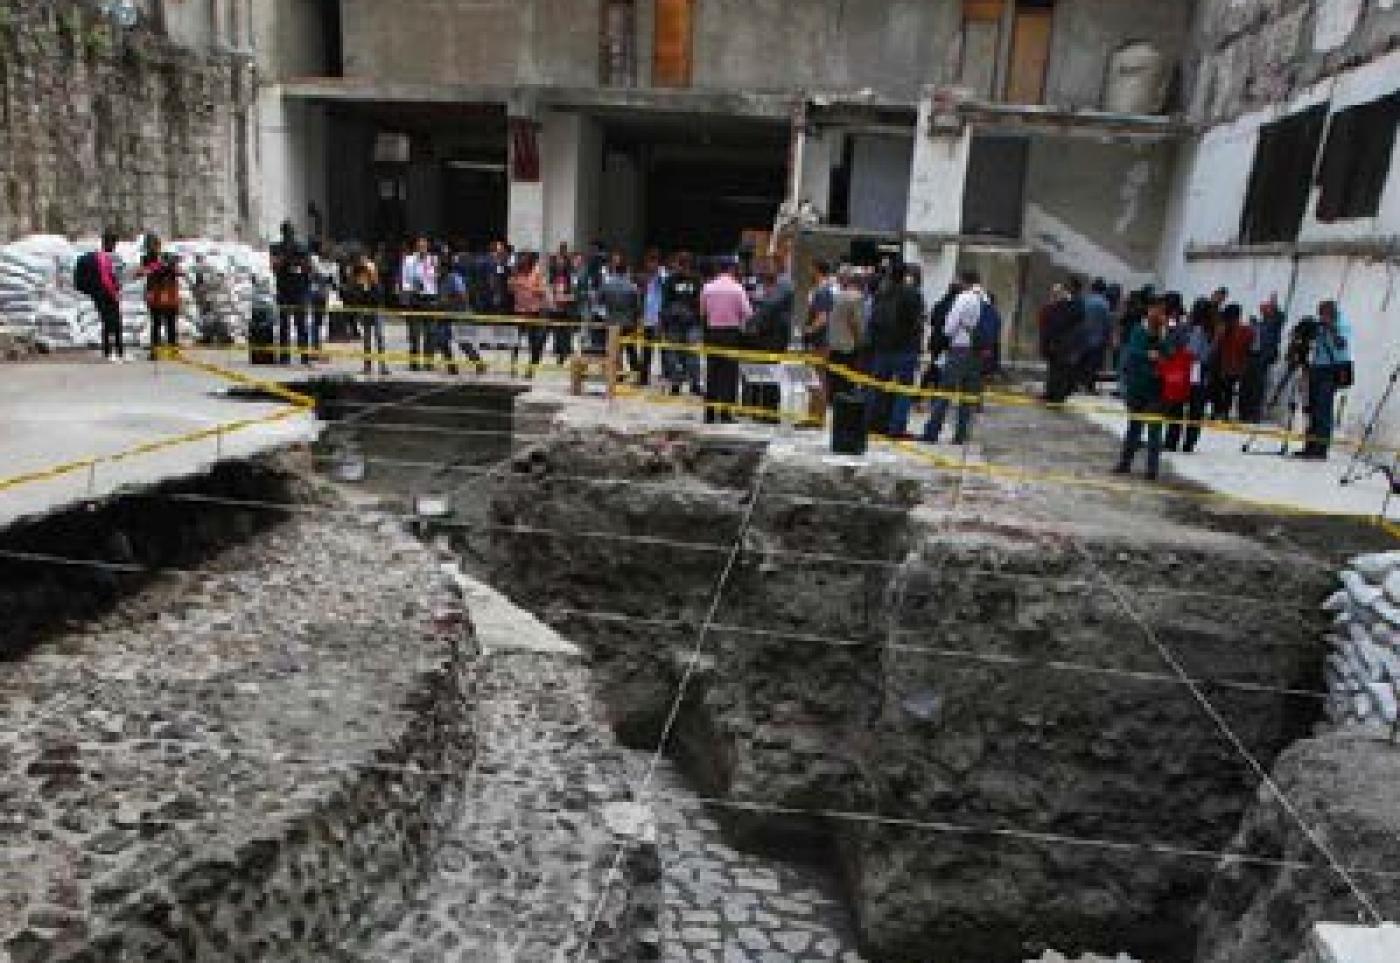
1297,299,1353,461
137,234,182,359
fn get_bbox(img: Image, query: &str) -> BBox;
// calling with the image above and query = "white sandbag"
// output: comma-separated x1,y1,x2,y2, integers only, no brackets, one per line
1351,551,1400,582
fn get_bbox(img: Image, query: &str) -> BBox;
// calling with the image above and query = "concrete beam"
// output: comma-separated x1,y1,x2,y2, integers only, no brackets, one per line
280,79,795,120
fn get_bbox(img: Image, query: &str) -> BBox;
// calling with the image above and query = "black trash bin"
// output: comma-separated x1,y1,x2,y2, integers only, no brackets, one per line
832,393,868,456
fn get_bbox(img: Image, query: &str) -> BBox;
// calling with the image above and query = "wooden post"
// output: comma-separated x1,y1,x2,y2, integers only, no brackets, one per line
604,325,621,401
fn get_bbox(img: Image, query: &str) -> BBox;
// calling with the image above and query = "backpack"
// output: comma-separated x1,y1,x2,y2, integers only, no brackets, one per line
73,252,101,297
973,300,1001,351
1158,350,1193,405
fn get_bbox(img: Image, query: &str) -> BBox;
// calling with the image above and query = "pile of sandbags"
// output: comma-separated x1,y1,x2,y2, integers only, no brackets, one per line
0,235,276,351
1322,550,1400,727
0,236,74,349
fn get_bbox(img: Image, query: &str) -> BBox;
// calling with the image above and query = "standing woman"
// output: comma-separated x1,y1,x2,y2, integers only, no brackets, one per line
347,253,387,376
509,252,547,377
138,234,182,359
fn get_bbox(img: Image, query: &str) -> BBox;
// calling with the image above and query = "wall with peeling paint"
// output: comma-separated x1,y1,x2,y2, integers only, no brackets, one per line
1161,42,1400,443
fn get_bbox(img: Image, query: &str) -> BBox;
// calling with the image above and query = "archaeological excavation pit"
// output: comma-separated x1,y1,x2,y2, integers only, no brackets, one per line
3,382,1400,963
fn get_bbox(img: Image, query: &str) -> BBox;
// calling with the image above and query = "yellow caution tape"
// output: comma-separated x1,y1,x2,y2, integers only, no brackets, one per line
0,406,307,495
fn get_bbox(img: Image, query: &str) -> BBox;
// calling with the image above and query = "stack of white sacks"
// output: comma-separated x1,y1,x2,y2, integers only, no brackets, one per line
1323,550,1400,727
0,234,273,351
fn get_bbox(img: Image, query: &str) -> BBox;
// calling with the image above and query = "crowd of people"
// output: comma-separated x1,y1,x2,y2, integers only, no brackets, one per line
74,222,1355,476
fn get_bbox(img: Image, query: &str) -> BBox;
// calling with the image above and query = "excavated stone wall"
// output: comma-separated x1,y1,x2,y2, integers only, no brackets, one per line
473,426,1335,962
0,0,254,241
0,457,477,961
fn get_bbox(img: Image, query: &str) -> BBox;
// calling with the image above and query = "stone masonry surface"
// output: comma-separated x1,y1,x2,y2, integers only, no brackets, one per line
0,491,470,961
0,0,254,241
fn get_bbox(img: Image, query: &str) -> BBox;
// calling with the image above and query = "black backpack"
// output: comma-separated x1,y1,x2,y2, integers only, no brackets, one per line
73,252,101,297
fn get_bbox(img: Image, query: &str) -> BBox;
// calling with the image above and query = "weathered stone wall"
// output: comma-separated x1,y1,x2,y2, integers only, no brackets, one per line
0,0,256,242
1188,0,1400,123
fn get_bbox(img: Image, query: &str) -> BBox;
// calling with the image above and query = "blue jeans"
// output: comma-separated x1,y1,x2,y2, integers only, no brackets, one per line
663,318,703,392
868,350,920,435
1307,365,1338,455
923,348,983,444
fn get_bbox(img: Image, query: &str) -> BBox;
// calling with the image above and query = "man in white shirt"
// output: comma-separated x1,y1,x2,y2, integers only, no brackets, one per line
923,271,987,446
399,236,439,372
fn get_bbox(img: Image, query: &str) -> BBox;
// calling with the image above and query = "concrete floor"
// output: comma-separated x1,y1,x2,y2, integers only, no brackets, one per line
5,340,1393,543
0,356,318,527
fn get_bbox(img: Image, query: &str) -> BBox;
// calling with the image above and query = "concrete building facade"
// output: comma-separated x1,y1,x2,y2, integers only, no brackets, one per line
254,0,1195,273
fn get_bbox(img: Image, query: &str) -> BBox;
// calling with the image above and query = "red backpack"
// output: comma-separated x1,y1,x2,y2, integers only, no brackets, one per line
1158,350,1193,405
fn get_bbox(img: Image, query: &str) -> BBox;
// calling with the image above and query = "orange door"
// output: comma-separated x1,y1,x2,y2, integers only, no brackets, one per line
653,0,694,87
1006,6,1053,104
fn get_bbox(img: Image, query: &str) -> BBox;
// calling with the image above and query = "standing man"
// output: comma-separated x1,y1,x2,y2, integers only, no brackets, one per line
399,236,439,372
1298,299,1352,460
922,271,986,446
1239,295,1286,422
827,267,867,402
866,262,926,438
598,255,641,379
635,249,667,386
270,221,311,365
1114,295,1169,481
661,252,704,396
1078,279,1113,393
1042,278,1086,403
75,230,125,362
699,257,753,424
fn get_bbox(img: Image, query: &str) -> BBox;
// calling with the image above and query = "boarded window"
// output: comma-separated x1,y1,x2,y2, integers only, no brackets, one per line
1239,105,1328,244
962,134,1029,236
1315,92,1400,222
600,0,636,87
960,0,1004,99
653,0,694,88
1006,1,1054,105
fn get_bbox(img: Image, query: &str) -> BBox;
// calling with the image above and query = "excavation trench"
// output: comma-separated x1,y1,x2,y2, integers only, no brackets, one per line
307,381,1346,961
1,380,1377,962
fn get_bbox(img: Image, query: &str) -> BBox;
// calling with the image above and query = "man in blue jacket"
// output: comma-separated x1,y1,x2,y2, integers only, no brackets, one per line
1297,299,1352,460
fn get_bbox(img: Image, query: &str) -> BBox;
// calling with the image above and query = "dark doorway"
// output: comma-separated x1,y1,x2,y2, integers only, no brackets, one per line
442,162,508,249
601,114,787,253
645,158,786,253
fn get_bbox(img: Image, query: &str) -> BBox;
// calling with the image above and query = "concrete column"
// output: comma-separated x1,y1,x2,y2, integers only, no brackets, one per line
257,88,328,242
540,110,603,252
799,128,835,221
507,105,546,252
905,91,973,302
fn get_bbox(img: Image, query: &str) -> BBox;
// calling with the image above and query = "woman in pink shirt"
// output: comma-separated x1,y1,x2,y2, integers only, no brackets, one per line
509,253,548,376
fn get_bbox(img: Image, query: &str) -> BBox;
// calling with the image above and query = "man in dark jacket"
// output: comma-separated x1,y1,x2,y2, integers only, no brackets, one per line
1042,277,1085,403
1113,296,1168,480
866,263,926,437
270,220,311,365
